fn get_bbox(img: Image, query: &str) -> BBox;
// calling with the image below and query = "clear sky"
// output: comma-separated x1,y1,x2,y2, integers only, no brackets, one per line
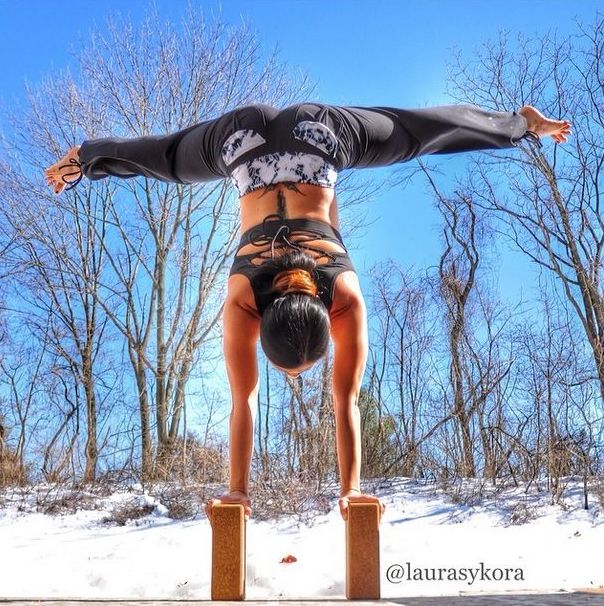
0,0,600,302
0,0,601,438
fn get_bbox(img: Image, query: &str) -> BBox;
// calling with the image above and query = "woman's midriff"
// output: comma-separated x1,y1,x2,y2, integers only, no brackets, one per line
236,183,346,258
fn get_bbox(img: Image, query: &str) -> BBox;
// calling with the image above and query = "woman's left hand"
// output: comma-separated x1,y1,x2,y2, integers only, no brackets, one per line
338,489,386,522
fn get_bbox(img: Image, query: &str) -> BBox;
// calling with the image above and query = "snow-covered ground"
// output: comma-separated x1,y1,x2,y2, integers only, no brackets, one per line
0,478,602,599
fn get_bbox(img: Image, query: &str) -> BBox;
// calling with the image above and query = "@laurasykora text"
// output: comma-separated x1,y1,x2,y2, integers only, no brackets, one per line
386,562,525,586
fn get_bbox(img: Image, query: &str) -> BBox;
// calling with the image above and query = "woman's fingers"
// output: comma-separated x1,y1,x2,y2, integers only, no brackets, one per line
204,498,221,523
205,495,252,525
46,171,75,195
338,494,386,522
205,498,226,525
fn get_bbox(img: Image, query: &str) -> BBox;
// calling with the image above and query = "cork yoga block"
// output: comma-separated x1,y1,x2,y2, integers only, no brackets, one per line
211,503,246,600
345,502,381,599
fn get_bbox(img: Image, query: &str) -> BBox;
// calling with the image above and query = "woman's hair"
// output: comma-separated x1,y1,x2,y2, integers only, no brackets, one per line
259,250,330,370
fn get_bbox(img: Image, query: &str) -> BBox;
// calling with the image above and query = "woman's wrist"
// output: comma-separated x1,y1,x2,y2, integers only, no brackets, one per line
229,487,248,496
340,487,362,497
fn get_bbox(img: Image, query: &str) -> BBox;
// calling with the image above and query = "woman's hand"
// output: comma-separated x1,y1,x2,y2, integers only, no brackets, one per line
338,489,386,522
205,489,252,525
518,105,571,144
44,146,82,195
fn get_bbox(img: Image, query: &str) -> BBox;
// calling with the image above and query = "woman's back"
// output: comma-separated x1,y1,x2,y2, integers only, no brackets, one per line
237,181,339,234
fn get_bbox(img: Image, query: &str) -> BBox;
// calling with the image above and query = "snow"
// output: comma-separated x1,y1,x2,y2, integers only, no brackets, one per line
0,478,602,599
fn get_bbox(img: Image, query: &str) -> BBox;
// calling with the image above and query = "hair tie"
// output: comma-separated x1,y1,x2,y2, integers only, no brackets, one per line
273,268,318,297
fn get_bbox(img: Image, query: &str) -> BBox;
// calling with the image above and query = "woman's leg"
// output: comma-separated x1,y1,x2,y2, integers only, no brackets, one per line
77,102,531,183
78,104,277,185
331,104,530,170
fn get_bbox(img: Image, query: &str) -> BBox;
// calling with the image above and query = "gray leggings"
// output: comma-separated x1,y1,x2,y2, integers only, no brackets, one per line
78,103,530,185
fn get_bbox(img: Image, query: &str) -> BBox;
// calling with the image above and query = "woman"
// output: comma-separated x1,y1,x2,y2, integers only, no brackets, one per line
44,102,571,523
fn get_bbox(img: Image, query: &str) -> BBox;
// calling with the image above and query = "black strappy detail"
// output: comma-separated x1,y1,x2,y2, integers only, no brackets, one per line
58,157,84,191
229,216,356,312
518,129,543,149
241,214,341,264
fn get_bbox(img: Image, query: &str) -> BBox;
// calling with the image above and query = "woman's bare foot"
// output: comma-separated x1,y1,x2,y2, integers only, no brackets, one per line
44,146,82,195
519,105,571,144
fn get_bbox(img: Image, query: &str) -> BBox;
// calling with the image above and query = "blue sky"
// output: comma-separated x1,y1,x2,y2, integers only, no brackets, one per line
0,0,600,435
1,0,599,308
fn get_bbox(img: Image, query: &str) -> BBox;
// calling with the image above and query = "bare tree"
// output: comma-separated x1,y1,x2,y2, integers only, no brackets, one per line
415,159,517,479
515,278,601,502
445,15,604,403
367,261,437,477
0,5,320,482
0,172,110,482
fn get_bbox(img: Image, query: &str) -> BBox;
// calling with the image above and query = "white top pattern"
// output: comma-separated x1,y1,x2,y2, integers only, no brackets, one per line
229,151,338,196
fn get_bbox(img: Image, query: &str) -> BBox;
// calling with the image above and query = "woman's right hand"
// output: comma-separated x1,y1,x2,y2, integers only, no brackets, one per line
205,490,252,525
44,146,82,195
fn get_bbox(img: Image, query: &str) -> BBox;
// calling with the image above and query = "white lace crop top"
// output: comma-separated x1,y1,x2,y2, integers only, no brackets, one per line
221,123,340,197
229,152,338,196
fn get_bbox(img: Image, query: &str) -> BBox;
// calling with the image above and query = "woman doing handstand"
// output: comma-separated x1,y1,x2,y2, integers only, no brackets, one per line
45,102,571,522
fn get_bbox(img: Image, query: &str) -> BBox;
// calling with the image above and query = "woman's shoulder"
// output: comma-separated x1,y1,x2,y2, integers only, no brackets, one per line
227,274,261,319
330,270,366,318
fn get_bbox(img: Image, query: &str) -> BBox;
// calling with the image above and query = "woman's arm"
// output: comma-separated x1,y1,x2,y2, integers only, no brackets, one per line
206,278,260,523
331,292,367,493
330,276,385,521
224,295,260,495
